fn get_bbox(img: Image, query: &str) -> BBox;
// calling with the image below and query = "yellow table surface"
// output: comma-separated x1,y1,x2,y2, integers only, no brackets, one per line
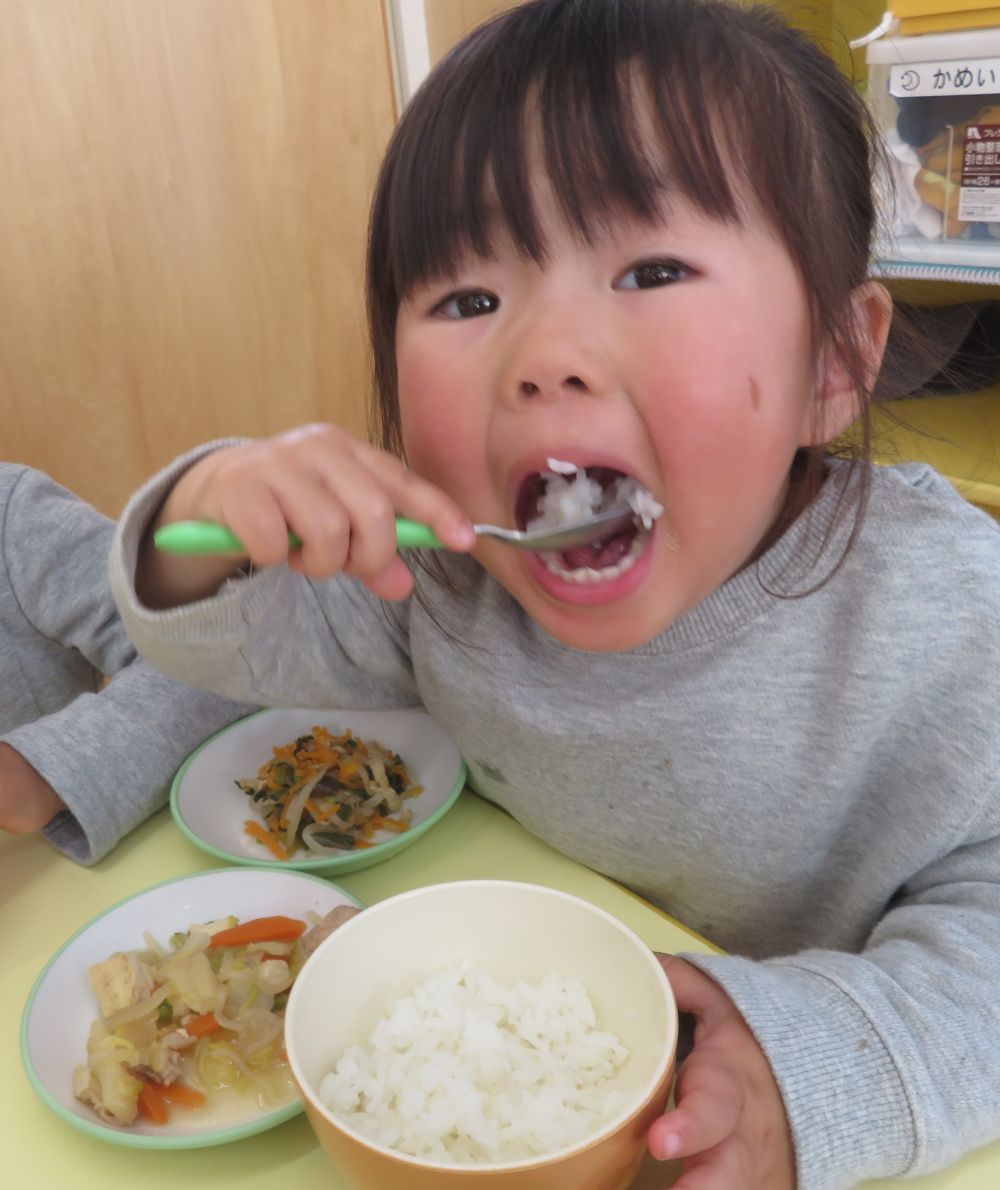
3,791,998,1188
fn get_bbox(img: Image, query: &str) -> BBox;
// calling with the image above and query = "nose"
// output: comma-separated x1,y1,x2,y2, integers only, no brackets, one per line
500,306,615,405
518,374,590,398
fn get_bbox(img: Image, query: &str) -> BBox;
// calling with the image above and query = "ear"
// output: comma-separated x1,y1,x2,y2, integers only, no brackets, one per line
799,281,893,447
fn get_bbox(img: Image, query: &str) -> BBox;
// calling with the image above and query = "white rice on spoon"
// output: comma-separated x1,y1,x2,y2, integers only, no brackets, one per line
528,458,664,532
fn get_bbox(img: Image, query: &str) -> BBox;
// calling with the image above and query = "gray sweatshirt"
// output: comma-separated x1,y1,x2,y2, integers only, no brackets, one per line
110,445,1000,1189
0,464,251,864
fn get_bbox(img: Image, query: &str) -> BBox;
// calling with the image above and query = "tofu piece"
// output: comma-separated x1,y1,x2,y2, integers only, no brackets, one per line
87,952,154,1019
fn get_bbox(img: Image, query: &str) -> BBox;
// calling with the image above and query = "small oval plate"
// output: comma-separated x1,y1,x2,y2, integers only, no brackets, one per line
169,707,466,874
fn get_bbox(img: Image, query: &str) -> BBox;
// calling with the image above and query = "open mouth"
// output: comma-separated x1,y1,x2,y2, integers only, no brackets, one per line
515,458,663,585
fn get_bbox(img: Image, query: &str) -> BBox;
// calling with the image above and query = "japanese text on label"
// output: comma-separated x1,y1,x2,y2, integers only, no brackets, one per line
959,124,1000,223
890,58,1000,99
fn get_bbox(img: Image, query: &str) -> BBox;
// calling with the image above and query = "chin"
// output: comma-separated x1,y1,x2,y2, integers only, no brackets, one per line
484,537,682,652
524,588,677,653
537,611,670,653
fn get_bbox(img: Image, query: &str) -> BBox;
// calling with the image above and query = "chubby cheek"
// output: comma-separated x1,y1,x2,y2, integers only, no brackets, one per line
642,360,811,545
396,344,485,509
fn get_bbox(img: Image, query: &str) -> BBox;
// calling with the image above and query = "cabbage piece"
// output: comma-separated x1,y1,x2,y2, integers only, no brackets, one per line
196,1039,251,1093
230,1007,284,1059
81,1021,143,1124
253,958,293,996
161,950,224,1015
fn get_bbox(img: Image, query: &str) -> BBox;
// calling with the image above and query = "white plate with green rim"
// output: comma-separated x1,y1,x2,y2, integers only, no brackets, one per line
169,707,466,874
20,867,362,1149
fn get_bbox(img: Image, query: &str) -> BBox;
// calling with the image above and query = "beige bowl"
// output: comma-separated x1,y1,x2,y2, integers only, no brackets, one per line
285,880,677,1190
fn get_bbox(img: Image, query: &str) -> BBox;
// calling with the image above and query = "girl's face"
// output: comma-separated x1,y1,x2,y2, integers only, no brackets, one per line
395,187,858,652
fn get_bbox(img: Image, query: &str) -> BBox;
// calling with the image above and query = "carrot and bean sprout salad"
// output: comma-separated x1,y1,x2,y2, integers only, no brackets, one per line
236,726,423,861
74,907,358,1127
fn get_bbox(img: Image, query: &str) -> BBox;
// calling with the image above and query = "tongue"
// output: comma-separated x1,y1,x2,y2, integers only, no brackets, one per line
559,530,634,571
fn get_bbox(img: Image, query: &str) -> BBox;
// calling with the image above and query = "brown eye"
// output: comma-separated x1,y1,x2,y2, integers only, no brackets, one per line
617,260,687,290
436,291,500,319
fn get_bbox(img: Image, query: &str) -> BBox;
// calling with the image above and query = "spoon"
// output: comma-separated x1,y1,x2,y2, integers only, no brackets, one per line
153,506,638,555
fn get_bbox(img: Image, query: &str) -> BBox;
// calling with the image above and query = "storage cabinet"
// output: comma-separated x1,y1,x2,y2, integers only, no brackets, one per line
854,13,1000,520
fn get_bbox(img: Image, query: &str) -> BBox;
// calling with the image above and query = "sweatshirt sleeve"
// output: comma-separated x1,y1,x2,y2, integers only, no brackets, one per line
684,783,1000,1190
109,445,421,710
4,663,251,865
3,466,136,677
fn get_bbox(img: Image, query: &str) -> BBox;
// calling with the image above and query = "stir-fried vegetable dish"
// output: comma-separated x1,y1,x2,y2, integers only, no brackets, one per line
236,726,423,861
74,906,358,1126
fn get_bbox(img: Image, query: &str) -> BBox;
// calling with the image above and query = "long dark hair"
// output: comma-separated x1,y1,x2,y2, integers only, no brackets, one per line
367,0,883,584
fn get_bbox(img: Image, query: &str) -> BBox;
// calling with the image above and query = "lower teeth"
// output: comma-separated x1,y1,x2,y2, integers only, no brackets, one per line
538,530,649,584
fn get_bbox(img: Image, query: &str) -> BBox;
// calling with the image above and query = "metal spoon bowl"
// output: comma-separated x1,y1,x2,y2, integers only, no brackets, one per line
153,506,639,556
464,505,638,551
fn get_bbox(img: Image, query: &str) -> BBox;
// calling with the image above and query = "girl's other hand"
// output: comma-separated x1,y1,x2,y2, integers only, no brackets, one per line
140,424,475,607
649,955,795,1190
0,743,67,834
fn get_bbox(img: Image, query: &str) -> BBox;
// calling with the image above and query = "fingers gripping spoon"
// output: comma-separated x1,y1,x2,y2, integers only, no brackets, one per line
152,507,638,556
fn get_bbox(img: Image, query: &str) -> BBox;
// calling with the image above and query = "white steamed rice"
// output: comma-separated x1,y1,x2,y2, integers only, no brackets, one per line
318,959,630,1164
530,458,664,532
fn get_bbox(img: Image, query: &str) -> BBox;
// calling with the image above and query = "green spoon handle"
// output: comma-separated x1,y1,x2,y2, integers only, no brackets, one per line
153,517,445,555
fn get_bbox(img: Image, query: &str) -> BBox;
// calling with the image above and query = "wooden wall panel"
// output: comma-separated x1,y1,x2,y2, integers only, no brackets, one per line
424,0,521,65
0,1,396,514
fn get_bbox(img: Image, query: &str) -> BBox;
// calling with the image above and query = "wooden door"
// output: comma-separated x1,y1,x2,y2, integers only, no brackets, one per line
424,0,522,63
0,1,396,514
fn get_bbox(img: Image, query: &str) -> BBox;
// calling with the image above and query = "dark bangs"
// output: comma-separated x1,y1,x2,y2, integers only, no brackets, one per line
367,0,877,455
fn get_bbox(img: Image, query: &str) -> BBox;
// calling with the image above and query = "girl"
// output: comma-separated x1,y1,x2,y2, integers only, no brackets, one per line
111,2,1000,1187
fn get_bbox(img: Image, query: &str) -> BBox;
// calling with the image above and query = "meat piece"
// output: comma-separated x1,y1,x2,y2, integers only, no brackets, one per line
133,1028,197,1085
300,904,361,956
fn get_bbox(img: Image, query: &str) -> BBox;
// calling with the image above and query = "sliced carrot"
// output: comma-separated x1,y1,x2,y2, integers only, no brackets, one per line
305,797,342,822
137,1081,169,1125
184,1011,221,1037
244,819,289,861
379,817,410,833
157,1082,207,1109
208,915,307,948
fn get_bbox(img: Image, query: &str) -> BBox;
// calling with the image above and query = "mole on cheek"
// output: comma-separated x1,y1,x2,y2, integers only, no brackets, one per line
749,375,762,411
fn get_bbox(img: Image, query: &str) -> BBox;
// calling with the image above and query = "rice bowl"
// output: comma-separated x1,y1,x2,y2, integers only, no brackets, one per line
285,880,677,1190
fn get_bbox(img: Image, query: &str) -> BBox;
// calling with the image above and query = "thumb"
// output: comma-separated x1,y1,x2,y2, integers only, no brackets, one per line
360,556,417,602
648,1055,744,1161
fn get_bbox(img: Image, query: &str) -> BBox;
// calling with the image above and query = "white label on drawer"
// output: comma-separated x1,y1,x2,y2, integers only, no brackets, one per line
890,58,1000,98
959,189,1000,220
959,124,1000,222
